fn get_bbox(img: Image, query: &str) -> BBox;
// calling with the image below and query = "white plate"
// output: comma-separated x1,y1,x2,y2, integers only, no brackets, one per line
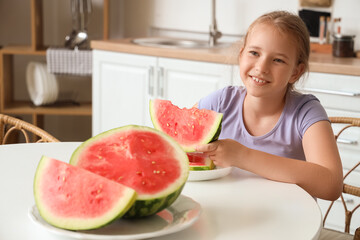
28,195,201,240
188,167,233,181
26,62,45,106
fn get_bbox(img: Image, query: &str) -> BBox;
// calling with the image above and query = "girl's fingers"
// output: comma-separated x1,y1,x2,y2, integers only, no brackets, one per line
195,142,218,153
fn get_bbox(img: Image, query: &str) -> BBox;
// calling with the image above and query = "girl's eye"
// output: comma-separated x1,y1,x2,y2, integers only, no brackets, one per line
274,58,285,63
249,51,259,56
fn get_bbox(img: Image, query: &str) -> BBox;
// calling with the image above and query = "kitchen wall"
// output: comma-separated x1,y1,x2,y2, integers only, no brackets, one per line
122,0,360,50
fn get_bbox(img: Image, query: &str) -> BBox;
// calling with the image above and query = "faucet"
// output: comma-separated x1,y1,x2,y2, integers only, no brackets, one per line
209,0,222,47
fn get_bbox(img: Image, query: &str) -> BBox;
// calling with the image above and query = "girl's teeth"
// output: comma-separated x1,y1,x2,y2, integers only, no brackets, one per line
252,76,266,83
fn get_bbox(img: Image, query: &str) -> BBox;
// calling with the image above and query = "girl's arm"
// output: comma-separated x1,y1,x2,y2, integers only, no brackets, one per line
196,120,343,200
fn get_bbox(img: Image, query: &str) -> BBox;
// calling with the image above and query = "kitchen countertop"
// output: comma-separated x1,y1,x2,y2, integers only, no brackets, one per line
91,38,360,76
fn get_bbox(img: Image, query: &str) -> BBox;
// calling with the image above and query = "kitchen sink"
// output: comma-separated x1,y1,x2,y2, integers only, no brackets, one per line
132,37,230,49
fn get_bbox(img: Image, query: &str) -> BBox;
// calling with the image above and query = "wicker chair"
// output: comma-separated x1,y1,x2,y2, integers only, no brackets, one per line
319,117,360,240
0,114,59,144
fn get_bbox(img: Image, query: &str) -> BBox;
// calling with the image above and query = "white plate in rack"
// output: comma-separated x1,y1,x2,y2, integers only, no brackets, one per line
28,195,201,240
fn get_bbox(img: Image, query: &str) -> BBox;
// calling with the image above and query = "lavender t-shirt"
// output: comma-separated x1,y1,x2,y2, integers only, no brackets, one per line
198,86,329,161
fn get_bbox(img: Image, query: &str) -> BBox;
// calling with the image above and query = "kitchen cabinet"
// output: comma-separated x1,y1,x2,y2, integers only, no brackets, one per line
296,72,360,234
92,50,232,135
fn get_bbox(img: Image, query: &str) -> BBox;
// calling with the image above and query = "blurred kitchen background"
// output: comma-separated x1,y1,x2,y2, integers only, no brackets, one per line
0,0,359,141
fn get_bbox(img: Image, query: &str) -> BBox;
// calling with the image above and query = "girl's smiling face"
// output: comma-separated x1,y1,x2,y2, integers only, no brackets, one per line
239,22,304,99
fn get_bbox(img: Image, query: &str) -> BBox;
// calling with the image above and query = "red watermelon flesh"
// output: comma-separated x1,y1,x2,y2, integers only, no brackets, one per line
73,128,183,195
150,99,223,152
33,156,136,230
70,125,189,218
187,152,215,171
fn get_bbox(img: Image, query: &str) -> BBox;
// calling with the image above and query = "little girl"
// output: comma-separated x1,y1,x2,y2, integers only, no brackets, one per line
196,11,343,201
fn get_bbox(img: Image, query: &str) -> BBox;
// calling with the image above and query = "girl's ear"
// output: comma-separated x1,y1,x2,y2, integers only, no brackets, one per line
239,47,244,55
289,63,305,84
238,47,245,61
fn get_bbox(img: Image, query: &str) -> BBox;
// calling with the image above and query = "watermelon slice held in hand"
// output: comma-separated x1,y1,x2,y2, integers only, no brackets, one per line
33,156,137,230
149,99,223,152
187,152,215,171
70,125,189,218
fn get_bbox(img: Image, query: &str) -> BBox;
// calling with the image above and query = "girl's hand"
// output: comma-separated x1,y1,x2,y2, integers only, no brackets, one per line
195,139,246,168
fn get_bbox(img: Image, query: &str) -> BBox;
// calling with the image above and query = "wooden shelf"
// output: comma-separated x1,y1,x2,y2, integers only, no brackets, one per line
1,46,47,55
2,101,92,116
0,0,112,136
0,0,115,136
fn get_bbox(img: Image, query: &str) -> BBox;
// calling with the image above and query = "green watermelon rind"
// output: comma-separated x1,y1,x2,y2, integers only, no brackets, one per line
33,156,137,230
149,99,223,152
69,125,189,218
189,161,215,171
189,156,215,171
190,166,213,170
124,184,184,218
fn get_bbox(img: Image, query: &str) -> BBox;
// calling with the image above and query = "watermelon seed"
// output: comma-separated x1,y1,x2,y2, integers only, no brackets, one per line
166,123,170,127
62,176,66,181
97,189,101,194
98,156,103,159
142,181,146,185
118,176,124,180
153,170,157,174
147,151,151,154
174,131,177,135
162,171,166,174
152,161,156,164
157,170,161,174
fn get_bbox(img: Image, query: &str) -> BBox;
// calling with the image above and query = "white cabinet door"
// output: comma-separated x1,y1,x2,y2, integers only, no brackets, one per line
295,72,360,112
92,50,156,135
159,58,233,109
93,51,234,136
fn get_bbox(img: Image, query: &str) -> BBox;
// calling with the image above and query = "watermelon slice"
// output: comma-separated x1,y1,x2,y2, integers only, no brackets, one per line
70,125,189,218
149,99,223,152
33,156,137,230
187,152,215,171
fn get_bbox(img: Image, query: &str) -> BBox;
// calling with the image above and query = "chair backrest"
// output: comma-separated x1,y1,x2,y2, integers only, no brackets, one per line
323,117,360,237
0,114,60,144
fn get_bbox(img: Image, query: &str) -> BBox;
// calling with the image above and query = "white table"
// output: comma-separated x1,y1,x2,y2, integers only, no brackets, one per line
0,142,322,240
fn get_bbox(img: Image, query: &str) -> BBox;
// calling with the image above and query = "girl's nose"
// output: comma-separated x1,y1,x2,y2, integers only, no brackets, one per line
255,58,270,74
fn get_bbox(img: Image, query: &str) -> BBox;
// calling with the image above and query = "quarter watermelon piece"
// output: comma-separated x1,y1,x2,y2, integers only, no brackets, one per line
149,99,223,152
187,152,215,171
70,125,189,218
33,156,137,230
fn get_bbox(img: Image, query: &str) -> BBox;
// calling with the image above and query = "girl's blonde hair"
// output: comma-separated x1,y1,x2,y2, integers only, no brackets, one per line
242,11,310,88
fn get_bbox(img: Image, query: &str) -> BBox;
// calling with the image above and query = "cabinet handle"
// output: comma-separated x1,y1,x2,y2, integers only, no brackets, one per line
157,67,164,98
337,137,358,145
301,87,360,97
148,67,154,96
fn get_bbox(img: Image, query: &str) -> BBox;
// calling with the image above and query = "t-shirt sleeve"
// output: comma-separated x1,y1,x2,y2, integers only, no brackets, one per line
297,96,329,137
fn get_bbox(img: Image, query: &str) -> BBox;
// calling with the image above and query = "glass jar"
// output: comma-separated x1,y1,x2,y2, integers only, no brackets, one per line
332,34,355,58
